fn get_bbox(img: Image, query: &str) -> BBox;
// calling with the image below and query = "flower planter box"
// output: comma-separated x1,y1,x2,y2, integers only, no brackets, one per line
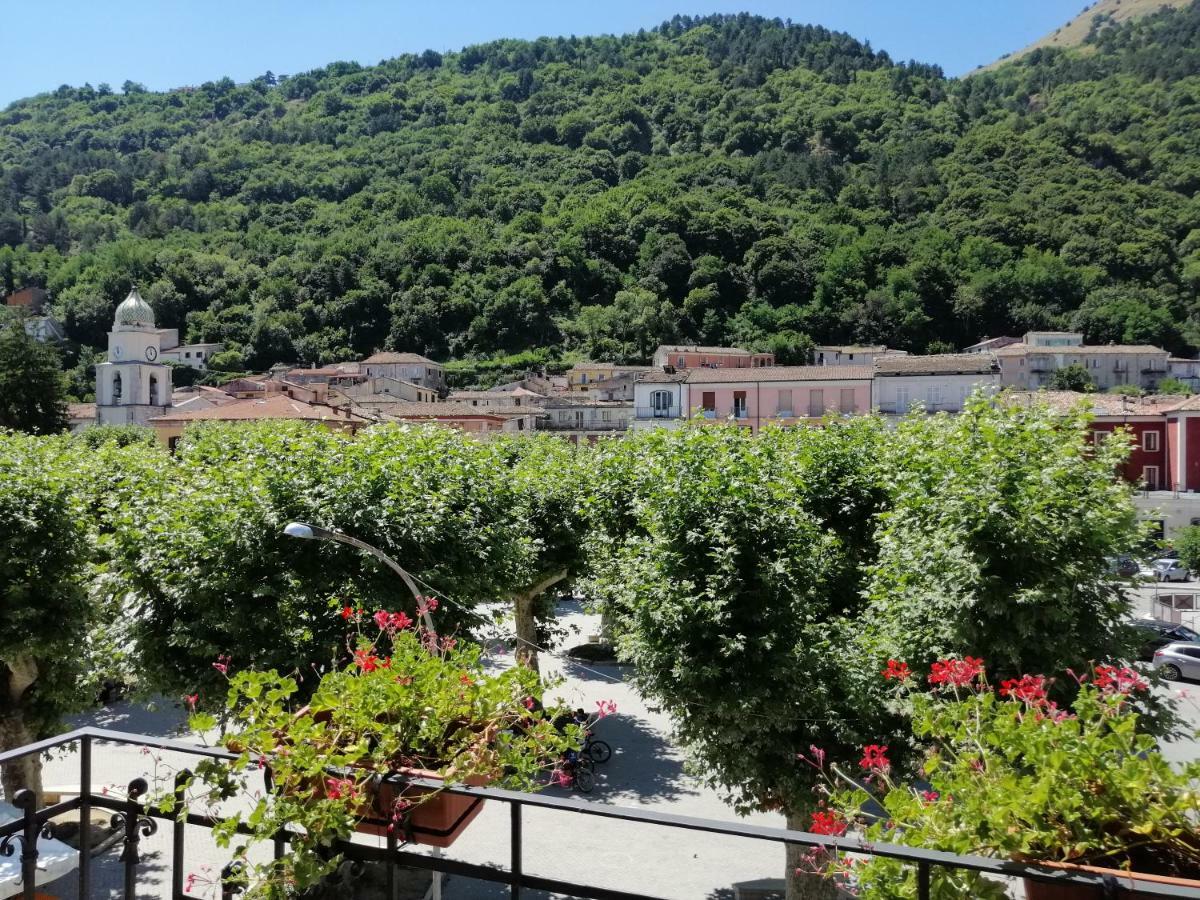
1024,860,1200,899
360,768,486,848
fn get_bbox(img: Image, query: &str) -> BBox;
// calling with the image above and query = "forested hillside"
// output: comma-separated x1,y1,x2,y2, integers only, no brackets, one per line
3,7,1200,372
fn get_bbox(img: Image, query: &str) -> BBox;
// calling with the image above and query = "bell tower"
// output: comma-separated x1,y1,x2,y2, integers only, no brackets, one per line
95,288,172,426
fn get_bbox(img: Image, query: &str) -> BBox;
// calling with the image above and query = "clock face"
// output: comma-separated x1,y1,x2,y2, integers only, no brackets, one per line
145,345,158,361
112,345,123,359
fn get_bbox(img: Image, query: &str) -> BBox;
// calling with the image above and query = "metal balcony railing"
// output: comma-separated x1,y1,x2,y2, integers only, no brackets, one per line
2,728,1198,900
634,407,679,419
537,420,630,432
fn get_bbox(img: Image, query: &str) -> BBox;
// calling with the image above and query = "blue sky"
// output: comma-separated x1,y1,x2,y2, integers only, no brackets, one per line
2,1,1086,106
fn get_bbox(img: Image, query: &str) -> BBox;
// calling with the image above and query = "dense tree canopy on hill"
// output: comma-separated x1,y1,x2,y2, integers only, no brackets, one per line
2,7,1200,372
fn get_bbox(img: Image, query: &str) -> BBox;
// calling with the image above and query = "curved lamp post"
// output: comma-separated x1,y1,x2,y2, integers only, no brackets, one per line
283,522,435,633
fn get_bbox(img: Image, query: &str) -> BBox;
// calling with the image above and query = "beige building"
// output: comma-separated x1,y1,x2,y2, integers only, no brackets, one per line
362,352,446,393
814,345,907,367
566,363,652,393
872,354,1000,415
995,342,1170,391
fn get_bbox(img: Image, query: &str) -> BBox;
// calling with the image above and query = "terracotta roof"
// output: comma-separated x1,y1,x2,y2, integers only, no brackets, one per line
448,390,517,400
150,394,371,424
375,401,511,419
68,403,96,419
538,395,633,409
1165,395,1200,413
568,362,653,371
685,365,873,383
639,371,689,384
656,345,755,356
875,354,999,376
362,352,440,366
995,344,1167,357
1003,391,1187,417
817,345,891,353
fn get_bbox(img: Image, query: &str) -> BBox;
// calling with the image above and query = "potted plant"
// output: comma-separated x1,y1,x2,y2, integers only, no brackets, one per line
173,604,578,898
807,658,1200,899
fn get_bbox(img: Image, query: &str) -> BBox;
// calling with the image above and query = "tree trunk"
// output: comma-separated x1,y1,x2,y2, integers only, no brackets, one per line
785,809,840,900
0,656,42,805
512,569,569,673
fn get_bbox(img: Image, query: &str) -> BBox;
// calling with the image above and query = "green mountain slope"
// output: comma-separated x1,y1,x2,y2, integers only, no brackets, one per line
2,8,1200,373
978,0,1193,72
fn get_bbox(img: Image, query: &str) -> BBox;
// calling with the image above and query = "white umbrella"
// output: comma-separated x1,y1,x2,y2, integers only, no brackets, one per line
0,801,79,900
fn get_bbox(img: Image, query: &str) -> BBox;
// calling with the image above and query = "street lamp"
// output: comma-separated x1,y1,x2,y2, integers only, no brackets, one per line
283,522,436,632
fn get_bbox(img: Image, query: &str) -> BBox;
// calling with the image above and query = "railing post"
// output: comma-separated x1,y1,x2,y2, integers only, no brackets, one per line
385,827,397,900
120,777,151,900
510,799,522,898
14,788,38,900
79,733,92,899
172,771,190,899
917,860,930,900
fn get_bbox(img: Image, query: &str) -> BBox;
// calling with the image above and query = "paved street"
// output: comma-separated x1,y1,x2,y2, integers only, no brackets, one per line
20,588,1200,899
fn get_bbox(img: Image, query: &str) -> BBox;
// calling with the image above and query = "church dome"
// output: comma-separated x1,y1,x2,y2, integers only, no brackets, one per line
114,288,155,327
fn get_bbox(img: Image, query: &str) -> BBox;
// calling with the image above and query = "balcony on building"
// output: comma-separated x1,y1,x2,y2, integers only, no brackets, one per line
0,728,1165,900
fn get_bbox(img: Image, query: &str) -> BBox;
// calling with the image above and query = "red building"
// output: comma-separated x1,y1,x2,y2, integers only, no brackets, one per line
1009,392,1196,491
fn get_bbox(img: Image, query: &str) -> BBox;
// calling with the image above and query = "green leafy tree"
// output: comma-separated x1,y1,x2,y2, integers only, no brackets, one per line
861,397,1141,678
583,420,892,900
1157,376,1193,396
0,435,86,799
115,422,533,698
1173,525,1200,574
0,319,68,434
1048,362,1097,393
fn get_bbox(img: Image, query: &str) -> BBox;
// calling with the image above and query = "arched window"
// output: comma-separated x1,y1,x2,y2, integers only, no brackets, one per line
112,372,122,403
149,374,159,406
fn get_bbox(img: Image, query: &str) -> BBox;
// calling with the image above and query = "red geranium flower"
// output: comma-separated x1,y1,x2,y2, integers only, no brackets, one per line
999,674,1048,707
809,810,847,836
928,656,984,688
859,744,890,772
1094,665,1148,696
882,659,912,681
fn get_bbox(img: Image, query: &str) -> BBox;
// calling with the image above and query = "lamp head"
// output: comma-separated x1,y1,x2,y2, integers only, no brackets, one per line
283,522,316,540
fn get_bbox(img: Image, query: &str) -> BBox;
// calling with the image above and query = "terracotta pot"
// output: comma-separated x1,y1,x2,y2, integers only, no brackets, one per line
1024,860,1200,899
361,767,487,848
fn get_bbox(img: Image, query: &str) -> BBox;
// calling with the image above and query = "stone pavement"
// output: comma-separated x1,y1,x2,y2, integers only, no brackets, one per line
22,599,789,899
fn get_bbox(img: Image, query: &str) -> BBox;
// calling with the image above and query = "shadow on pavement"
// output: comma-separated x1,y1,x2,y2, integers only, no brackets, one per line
586,714,697,804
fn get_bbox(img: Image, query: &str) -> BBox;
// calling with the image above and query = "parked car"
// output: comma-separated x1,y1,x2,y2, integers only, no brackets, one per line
1153,641,1200,680
1132,618,1200,661
1106,555,1139,578
1140,559,1191,582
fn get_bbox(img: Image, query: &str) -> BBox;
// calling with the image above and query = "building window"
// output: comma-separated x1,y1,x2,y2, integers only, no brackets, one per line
702,391,716,417
733,391,747,419
185,352,191,359
168,436,180,453
1143,431,1161,452
1143,465,1160,490
896,386,909,411
149,374,159,406
650,390,673,417
112,372,122,403
839,388,855,414
677,356,685,367
777,389,792,416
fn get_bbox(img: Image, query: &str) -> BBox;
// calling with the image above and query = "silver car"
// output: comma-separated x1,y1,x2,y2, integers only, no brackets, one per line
1141,559,1191,582
1153,642,1200,680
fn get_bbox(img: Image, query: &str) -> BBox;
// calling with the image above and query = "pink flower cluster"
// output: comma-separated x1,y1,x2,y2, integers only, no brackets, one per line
999,674,1049,707
859,745,889,772
595,700,618,718
809,810,847,837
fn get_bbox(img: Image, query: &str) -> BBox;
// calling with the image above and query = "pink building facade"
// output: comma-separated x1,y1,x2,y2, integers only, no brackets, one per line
650,345,775,370
635,366,872,433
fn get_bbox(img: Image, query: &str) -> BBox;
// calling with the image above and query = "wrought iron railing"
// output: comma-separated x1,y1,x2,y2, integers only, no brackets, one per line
2,727,1198,900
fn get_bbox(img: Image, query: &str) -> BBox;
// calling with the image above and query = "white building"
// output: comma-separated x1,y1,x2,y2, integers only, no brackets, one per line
872,354,1000,415
95,289,173,426
1169,358,1200,390
633,372,689,429
814,345,907,366
159,336,223,370
362,352,446,393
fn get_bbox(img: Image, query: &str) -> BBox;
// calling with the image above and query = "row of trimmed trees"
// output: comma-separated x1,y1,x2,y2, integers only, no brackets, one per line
1,399,1142,898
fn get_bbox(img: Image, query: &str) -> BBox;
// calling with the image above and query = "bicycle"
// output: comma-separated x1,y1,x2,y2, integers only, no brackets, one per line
552,749,594,793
